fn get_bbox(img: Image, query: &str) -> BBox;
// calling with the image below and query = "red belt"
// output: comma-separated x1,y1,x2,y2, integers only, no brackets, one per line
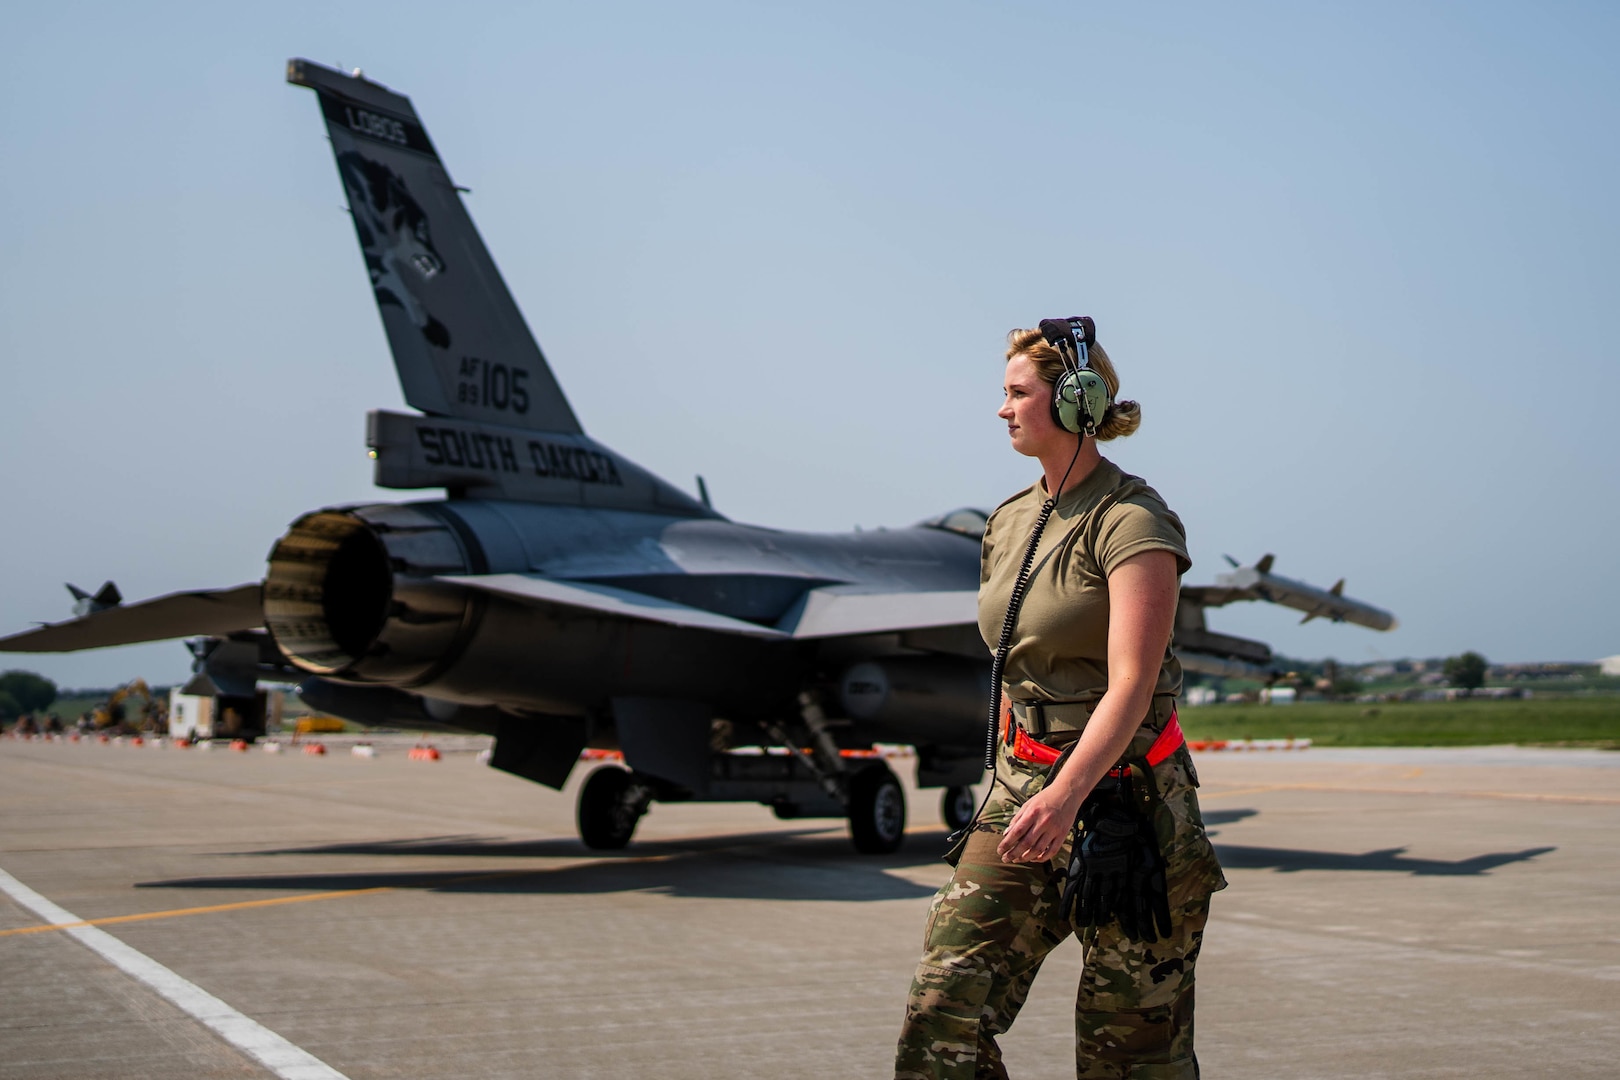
1003,706,1185,771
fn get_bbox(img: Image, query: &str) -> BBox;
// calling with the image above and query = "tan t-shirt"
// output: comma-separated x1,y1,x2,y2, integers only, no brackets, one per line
978,458,1190,705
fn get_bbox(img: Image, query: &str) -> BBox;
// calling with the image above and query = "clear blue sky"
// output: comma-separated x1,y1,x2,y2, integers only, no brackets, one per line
3,1,1616,689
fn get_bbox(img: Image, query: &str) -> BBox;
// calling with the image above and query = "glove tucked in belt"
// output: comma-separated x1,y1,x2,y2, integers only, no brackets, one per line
1060,766,1174,942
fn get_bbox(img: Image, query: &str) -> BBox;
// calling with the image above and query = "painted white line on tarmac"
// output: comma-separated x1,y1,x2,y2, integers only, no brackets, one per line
0,865,348,1080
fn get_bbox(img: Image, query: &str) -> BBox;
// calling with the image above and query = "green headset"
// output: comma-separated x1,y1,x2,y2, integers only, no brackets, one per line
1038,316,1112,437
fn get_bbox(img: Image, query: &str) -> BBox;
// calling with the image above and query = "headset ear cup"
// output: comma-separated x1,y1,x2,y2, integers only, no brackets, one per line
1075,370,1109,434
1050,369,1107,435
1051,371,1083,434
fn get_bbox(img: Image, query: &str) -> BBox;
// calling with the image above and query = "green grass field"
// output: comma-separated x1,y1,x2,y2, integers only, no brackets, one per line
1179,696,1620,748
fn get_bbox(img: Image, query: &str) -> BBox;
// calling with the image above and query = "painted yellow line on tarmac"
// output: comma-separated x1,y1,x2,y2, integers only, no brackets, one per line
1199,785,1294,800
1201,782,1620,806
0,886,395,937
0,852,699,939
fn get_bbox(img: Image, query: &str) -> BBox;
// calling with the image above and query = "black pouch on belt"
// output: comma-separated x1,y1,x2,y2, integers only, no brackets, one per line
1059,764,1173,942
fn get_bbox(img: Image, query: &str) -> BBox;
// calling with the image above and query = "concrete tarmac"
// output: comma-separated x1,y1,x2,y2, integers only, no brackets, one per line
1,734,1617,1078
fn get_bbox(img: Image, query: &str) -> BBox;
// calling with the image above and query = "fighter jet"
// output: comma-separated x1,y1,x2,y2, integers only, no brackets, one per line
1171,555,1396,680
0,59,1396,854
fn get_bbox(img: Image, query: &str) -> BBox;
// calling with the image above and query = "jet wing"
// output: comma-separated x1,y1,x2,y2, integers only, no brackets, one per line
439,575,980,642
0,584,263,653
438,574,790,638
776,586,978,639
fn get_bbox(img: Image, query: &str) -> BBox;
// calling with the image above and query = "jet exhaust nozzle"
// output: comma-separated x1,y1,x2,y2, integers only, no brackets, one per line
262,505,478,682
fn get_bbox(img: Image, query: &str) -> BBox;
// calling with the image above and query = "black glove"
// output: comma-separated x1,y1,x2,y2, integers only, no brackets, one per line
1119,817,1173,943
1061,802,1136,928
1061,779,1175,944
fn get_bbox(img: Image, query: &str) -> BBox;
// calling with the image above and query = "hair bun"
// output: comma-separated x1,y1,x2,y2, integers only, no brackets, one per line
1095,398,1141,441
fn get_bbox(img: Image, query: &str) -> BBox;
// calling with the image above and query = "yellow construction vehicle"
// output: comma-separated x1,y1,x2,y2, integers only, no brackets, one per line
92,678,161,733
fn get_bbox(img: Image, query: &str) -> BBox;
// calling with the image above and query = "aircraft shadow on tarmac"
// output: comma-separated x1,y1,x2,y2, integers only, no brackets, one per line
1203,809,1260,827
1204,807,1557,875
1211,842,1556,876
135,827,953,902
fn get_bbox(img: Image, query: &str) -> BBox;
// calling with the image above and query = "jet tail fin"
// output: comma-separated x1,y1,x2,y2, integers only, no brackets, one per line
67,581,122,617
286,59,581,435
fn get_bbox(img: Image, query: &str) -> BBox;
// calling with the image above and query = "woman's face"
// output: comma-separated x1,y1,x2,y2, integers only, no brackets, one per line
999,353,1068,458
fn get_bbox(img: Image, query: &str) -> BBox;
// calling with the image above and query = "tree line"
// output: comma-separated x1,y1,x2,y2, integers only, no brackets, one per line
0,670,58,718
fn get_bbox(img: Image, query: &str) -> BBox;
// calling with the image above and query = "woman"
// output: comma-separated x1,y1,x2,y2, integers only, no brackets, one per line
894,325,1225,1080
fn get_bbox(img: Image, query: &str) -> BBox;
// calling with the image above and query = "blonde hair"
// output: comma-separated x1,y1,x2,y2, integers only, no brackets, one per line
1005,327,1141,441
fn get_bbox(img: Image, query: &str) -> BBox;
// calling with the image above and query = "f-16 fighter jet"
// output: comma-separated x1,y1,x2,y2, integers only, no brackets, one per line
0,60,1396,853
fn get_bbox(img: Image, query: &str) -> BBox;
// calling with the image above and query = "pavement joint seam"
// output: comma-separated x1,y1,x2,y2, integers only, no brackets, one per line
1201,782,1620,805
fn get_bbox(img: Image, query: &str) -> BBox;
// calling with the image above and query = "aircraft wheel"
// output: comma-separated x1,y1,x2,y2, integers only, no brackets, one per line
848,764,906,854
941,785,978,832
577,766,645,850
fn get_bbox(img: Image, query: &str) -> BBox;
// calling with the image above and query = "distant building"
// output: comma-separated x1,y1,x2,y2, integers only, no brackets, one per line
168,674,218,740
1600,656,1620,677
1260,686,1296,705
1491,661,1596,681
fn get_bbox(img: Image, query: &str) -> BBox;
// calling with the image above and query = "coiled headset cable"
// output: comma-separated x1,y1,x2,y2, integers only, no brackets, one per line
949,437,1084,845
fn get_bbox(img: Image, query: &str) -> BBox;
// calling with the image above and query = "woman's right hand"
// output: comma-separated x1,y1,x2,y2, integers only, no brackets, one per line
998,784,1082,863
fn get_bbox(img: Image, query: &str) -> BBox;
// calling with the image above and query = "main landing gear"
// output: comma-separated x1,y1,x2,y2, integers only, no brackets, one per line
574,759,909,855
846,763,907,854
572,695,919,855
940,784,977,832
576,765,654,850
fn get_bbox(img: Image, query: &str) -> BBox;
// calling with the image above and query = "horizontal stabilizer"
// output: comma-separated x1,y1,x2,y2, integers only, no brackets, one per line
0,584,263,653
438,574,789,638
776,587,978,639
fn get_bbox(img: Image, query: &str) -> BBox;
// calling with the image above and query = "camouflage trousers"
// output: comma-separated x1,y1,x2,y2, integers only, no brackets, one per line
896,706,1223,1079
894,829,1210,1079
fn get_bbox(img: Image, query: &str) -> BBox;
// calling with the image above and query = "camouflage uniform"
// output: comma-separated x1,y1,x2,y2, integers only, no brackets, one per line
895,699,1225,1079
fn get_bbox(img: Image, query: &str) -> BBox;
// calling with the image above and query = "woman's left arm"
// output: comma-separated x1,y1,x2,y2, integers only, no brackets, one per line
997,549,1181,864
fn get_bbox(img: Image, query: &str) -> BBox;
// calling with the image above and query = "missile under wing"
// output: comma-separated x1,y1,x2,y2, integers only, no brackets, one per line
1207,554,1398,631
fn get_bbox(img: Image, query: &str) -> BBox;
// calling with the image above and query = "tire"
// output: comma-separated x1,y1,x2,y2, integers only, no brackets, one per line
941,785,978,832
848,764,907,854
577,766,643,850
